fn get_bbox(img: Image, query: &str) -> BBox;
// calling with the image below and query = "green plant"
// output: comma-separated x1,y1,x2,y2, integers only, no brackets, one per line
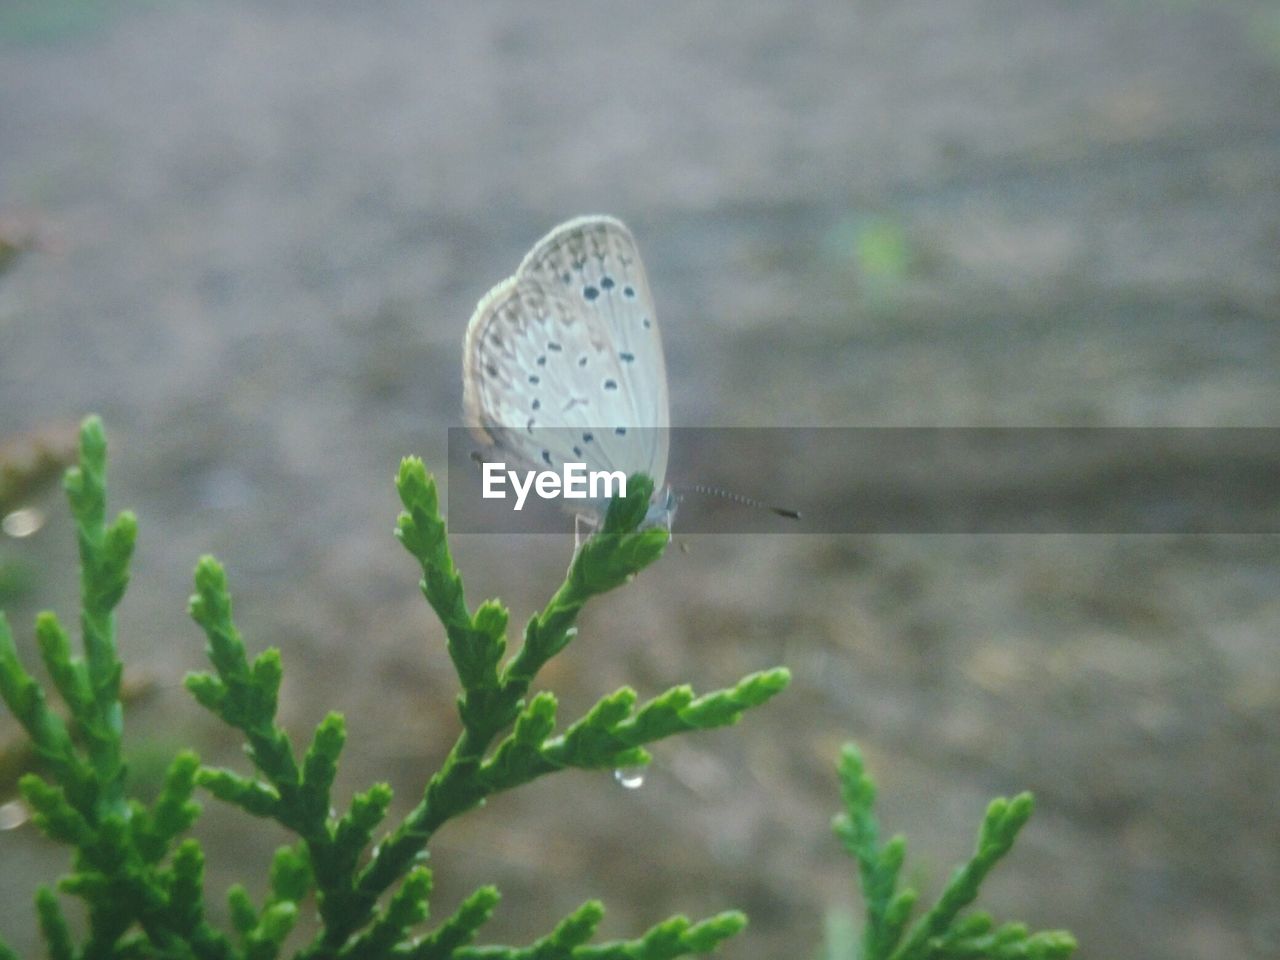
0,416,790,960
822,745,1077,960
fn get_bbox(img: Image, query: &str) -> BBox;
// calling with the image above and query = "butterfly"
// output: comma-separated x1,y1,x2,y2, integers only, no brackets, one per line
462,215,676,532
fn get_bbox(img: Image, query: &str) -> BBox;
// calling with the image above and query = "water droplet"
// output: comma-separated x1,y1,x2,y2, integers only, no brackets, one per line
0,798,30,831
613,766,646,790
2,507,44,539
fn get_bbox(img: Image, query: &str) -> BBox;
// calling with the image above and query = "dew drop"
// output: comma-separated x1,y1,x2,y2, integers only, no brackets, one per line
0,798,30,831
2,507,45,538
613,766,646,790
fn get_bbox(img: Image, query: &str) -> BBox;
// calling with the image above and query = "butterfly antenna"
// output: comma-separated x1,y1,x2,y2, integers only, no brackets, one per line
679,483,801,520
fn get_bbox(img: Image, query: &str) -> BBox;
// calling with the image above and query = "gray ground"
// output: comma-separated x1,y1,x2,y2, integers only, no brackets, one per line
1,2,1278,958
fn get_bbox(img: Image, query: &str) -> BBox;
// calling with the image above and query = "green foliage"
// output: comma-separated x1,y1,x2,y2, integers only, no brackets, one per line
0,416,789,960
827,745,1077,960
0,0,152,47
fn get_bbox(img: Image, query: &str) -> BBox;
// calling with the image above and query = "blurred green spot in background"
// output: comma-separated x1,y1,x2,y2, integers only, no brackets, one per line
826,214,913,307
0,0,147,46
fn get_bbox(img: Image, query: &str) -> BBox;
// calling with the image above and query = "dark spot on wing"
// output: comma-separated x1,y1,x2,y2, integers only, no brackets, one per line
537,355,547,366
573,445,583,457
529,374,540,384
615,427,627,436
526,418,535,433
619,352,634,362
578,355,588,367
601,276,615,290
642,317,651,328
623,285,636,298
603,379,618,390
486,363,498,377
532,399,541,410
542,449,552,465
547,342,562,352
582,432,594,443
583,285,599,301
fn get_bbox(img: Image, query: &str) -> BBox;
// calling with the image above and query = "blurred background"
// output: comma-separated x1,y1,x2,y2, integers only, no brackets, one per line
1,2,1278,957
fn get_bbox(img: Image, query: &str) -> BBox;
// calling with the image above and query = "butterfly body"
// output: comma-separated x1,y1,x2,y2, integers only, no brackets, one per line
463,216,673,531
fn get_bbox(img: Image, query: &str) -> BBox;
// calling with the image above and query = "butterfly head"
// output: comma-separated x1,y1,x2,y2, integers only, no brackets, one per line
642,484,678,534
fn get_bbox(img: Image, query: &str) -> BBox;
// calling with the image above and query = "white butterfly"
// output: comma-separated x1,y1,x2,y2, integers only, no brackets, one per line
462,215,675,531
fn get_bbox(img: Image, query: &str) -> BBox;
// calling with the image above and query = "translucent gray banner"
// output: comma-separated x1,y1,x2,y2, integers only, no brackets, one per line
446,428,1280,534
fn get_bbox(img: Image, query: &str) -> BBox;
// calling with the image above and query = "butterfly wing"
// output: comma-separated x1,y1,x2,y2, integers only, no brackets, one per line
463,216,669,487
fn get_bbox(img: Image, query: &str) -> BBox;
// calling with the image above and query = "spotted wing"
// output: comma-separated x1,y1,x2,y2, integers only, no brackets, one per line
463,215,669,485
